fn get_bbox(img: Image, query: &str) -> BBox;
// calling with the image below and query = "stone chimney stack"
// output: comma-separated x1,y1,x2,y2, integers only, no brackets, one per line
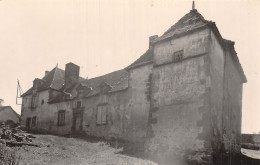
33,78,43,90
65,62,80,89
149,35,158,48
45,71,49,76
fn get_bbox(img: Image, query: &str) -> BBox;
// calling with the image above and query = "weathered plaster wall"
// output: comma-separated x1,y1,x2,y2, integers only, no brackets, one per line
21,90,73,135
81,64,152,144
126,64,152,142
21,64,152,141
208,31,225,150
0,107,19,123
40,101,73,134
146,29,211,162
154,29,210,66
21,95,32,126
81,91,128,139
222,46,243,151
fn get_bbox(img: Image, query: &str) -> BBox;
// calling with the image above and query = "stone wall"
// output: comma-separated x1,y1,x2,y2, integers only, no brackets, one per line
21,64,153,145
80,64,152,145
207,30,225,152
21,90,73,135
146,29,212,163
222,43,243,152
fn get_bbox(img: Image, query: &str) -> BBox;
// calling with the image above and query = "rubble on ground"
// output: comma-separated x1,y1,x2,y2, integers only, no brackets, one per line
0,122,39,148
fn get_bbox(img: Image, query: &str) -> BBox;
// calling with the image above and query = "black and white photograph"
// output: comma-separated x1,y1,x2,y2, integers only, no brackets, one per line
0,0,259,164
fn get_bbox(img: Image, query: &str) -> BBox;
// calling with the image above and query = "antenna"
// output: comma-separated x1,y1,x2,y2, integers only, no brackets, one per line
16,79,23,105
192,0,195,10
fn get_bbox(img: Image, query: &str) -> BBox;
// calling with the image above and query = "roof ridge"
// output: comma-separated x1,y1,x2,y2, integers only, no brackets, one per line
86,69,126,82
163,9,209,35
125,48,153,70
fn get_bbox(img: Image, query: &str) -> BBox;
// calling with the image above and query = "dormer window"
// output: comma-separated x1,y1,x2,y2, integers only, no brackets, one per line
76,84,91,98
100,82,111,94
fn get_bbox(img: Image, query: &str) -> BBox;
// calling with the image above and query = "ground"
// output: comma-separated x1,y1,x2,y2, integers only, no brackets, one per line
13,134,157,165
241,148,260,160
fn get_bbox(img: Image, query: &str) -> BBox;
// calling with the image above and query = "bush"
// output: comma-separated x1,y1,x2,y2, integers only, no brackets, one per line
0,144,19,165
5,120,18,129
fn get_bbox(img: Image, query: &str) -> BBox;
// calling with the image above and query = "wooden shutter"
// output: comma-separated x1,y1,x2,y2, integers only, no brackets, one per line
97,106,102,124
101,106,107,124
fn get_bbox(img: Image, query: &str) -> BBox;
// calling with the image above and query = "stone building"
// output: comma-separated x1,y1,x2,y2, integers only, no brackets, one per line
21,7,246,164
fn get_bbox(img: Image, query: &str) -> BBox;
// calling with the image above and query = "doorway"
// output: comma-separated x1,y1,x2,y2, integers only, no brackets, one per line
26,117,31,130
72,112,83,132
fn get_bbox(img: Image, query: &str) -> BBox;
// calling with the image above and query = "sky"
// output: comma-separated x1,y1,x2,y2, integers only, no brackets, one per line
0,0,259,134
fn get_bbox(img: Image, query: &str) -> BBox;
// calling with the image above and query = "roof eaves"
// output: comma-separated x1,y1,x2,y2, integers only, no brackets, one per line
21,87,33,97
152,24,209,45
125,60,153,70
108,86,128,94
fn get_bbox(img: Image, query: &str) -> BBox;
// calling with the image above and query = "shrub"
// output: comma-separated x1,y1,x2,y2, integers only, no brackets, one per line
0,144,19,165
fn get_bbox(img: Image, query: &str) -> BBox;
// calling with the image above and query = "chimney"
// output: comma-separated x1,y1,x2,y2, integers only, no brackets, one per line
45,71,50,76
33,78,43,90
65,62,80,89
149,35,158,48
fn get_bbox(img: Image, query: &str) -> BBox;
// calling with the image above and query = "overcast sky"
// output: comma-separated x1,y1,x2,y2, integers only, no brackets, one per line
0,0,259,134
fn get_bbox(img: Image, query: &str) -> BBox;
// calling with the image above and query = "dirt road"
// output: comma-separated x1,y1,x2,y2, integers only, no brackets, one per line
14,134,156,165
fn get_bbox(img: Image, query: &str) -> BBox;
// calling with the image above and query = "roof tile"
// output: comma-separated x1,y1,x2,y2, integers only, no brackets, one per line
153,9,209,43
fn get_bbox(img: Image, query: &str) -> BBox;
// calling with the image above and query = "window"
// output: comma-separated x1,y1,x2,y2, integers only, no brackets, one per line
41,99,44,105
173,50,184,62
31,94,38,108
76,101,81,108
96,105,108,125
57,110,65,126
32,116,37,127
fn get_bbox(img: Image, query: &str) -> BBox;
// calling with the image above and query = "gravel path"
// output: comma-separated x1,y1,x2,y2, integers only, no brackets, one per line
14,134,156,165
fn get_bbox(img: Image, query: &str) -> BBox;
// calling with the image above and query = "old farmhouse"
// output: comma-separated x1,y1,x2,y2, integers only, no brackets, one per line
21,8,246,163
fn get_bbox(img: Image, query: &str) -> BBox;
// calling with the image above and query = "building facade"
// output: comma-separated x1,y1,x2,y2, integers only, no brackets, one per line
21,8,246,164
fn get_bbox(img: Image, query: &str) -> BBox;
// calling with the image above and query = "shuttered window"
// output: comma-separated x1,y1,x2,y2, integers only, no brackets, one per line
57,110,65,126
96,105,108,125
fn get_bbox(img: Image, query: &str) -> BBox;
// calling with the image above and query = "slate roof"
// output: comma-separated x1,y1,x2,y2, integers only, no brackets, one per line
0,106,9,112
81,69,128,96
21,67,65,97
126,10,209,70
0,106,20,118
48,69,128,103
125,48,153,70
153,9,210,44
222,39,247,82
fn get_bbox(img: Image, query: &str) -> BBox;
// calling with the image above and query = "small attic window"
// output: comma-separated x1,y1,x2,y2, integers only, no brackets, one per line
173,50,184,62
